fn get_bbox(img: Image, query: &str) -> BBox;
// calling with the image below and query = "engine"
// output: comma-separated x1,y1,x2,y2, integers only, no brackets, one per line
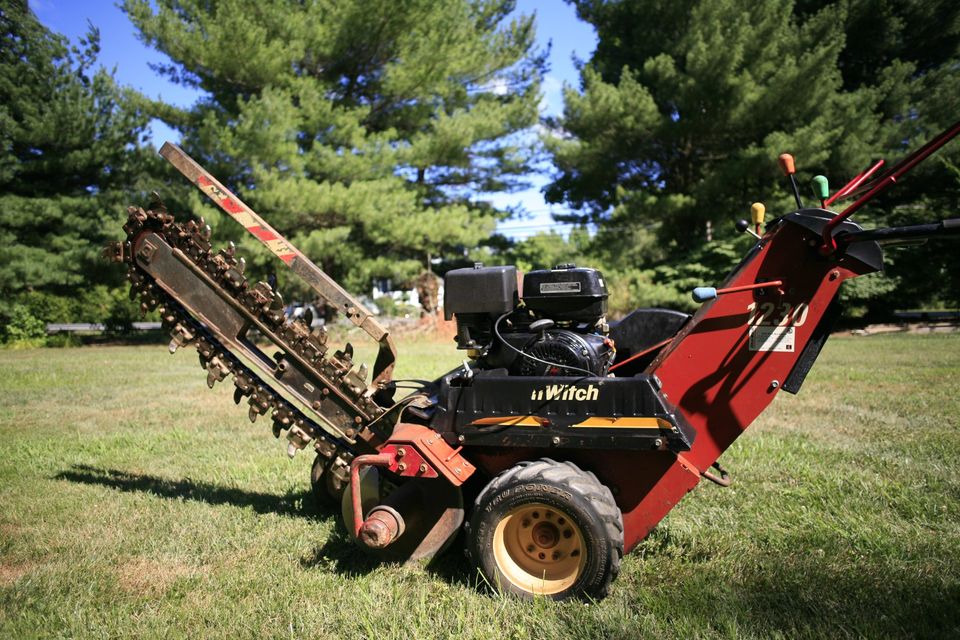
443,263,613,377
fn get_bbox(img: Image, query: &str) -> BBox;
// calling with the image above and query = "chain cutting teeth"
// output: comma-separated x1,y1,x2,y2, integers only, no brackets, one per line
168,323,195,354
115,205,372,462
205,356,230,388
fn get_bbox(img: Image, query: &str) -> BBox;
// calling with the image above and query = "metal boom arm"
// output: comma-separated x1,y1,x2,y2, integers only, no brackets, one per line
159,143,397,383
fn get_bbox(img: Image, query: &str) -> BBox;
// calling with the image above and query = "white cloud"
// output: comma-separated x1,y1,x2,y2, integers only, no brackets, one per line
539,74,565,117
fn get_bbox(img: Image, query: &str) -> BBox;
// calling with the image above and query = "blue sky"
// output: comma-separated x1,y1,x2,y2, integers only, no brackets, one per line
30,0,597,239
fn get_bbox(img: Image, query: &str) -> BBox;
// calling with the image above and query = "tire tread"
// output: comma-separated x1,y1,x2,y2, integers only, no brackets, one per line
469,458,623,600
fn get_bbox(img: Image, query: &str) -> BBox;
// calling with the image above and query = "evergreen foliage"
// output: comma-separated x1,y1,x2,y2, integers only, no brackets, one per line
123,0,545,293
0,0,158,340
543,0,959,317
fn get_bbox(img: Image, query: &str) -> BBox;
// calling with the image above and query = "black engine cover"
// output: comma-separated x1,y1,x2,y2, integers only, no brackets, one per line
522,264,607,323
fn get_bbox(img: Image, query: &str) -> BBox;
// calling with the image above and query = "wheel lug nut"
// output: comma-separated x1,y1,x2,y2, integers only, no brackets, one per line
552,551,561,560
527,544,535,552
522,519,530,528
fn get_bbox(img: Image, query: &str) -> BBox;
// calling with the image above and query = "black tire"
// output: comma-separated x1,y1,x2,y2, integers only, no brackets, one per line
310,454,344,508
466,458,623,601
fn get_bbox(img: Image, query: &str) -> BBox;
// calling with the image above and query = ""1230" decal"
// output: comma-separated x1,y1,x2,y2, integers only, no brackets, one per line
747,301,807,351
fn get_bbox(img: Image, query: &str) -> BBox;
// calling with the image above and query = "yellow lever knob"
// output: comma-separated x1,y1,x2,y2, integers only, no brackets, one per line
750,202,766,226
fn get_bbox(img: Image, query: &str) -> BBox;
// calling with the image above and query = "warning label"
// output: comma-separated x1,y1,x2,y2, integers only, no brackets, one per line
749,325,795,352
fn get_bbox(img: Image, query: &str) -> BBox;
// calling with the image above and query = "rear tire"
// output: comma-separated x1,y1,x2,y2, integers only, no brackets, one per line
466,458,623,600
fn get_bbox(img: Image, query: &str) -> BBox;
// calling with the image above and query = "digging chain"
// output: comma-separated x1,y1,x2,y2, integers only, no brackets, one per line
108,205,385,470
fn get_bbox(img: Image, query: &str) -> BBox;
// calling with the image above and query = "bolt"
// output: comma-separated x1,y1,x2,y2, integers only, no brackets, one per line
653,438,663,448
419,463,428,473
770,380,780,389
396,447,406,458
345,428,355,437
454,467,462,475
551,436,560,445
397,462,407,472
829,270,840,281
457,435,465,443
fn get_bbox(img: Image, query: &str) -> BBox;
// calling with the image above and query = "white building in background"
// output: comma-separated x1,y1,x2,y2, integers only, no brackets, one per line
371,278,445,314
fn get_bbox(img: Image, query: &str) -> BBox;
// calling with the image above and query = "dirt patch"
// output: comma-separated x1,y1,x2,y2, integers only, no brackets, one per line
0,562,34,587
116,558,197,596
382,313,457,339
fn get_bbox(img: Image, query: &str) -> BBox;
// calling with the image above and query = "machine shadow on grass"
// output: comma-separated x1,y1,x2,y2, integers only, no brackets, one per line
56,464,323,520
51,465,960,631
55,464,475,587
297,525,476,589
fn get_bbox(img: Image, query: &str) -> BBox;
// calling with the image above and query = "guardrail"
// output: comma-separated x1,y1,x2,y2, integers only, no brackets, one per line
46,322,163,334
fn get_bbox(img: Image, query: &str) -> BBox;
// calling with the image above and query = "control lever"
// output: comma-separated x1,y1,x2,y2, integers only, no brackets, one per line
692,280,784,303
811,175,829,209
778,153,804,209
735,219,761,240
736,202,766,240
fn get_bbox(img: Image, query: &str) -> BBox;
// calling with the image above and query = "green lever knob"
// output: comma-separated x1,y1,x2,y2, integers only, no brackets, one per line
812,175,829,201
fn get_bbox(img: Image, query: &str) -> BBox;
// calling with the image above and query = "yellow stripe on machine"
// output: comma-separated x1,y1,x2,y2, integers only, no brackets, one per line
470,416,545,427
571,417,668,429
468,416,668,430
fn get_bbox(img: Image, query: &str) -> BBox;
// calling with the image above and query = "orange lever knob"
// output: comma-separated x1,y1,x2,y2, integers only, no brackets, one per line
778,153,796,176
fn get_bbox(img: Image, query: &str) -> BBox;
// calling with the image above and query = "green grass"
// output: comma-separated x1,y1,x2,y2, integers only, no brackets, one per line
1,334,958,639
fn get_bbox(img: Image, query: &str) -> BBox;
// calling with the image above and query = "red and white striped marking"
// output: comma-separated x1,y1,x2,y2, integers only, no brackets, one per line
196,175,296,265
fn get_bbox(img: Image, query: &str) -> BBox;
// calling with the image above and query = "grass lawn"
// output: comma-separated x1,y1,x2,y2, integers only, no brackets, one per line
1,333,958,639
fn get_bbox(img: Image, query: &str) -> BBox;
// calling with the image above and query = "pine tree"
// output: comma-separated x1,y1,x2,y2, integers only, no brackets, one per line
546,0,958,316
0,0,155,326
124,0,545,295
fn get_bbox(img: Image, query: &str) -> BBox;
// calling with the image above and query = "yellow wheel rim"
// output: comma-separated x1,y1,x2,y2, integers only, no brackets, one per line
492,502,586,595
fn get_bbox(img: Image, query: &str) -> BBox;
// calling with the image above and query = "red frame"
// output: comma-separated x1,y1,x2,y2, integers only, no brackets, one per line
470,218,877,551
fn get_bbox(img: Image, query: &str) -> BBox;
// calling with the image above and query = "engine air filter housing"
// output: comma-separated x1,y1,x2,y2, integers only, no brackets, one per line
444,264,518,321
522,264,607,323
